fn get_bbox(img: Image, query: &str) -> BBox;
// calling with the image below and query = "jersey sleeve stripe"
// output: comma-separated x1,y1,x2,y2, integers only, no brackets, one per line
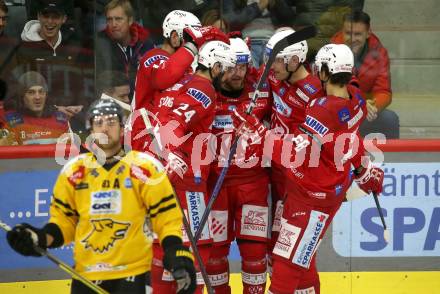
52,197,79,216
149,203,177,218
148,194,174,211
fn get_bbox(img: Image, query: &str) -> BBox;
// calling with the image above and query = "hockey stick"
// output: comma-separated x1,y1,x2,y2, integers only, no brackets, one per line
194,26,318,242
138,108,215,294
0,220,109,294
372,193,390,243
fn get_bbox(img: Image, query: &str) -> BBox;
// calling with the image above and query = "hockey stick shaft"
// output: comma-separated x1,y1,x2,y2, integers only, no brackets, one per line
139,109,214,294
0,220,109,294
373,193,387,230
194,26,318,242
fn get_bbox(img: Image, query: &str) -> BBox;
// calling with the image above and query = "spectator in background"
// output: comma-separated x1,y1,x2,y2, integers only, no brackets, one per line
331,11,399,138
6,0,93,111
201,8,229,32
1,71,69,145
96,0,154,91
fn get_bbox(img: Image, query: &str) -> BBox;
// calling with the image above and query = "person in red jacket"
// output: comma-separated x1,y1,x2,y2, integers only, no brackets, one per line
331,10,399,139
130,10,229,152
206,37,271,294
148,40,236,294
231,44,384,293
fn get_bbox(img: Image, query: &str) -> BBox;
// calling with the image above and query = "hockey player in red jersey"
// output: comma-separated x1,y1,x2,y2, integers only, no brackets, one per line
148,40,236,294
130,10,229,151
263,28,325,274
205,37,271,294
232,44,384,293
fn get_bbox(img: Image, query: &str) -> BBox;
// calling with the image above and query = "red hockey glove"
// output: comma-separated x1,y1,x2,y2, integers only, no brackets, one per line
183,26,230,49
354,160,384,195
231,108,267,141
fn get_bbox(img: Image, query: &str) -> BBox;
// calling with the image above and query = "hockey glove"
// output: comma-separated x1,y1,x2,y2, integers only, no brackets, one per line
183,26,230,49
163,244,197,294
6,223,47,257
164,151,189,181
354,160,384,195
231,108,267,142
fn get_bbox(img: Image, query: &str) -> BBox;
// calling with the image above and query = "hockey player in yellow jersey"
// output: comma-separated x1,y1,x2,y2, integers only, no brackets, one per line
6,99,197,294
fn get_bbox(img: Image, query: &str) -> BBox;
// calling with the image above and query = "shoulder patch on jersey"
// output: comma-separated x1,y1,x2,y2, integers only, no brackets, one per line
347,108,364,129
67,165,86,187
303,83,317,95
296,88,310,103
144,54,168,67
305,115,329,137
338,107,351,123
130,163,152,183
187,88,212,109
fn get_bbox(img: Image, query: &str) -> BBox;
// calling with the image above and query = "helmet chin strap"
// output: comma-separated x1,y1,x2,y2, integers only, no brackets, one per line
285,61,300,82
320,76,330,90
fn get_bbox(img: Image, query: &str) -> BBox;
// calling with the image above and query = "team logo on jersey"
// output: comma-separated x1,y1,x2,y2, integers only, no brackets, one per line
82,219,130,253
303,83,317,94
305,115,329,137
338,108,351,123
273,222,301,259
292,211,328,268
273,92,292,117
144,54,168,67
241,205,268,238
187,88,212,108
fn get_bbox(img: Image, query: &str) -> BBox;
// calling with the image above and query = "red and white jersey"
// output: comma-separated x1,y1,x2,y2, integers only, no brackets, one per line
153,74,217,189
211,70,271,185
131,46,194,151
268,71,324,135
280,85,367,207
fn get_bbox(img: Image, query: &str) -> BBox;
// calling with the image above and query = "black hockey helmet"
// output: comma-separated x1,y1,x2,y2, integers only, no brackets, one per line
85,99,125,130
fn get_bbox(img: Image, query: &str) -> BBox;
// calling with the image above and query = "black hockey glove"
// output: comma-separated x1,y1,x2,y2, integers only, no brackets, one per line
6,223,47,257
163,241,197,294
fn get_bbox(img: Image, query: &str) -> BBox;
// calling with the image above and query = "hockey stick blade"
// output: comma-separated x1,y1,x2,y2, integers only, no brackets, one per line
0,219,109,294
194,26,317,243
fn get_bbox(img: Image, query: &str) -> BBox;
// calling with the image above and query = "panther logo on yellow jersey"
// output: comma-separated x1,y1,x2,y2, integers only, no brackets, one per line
82,219,130,253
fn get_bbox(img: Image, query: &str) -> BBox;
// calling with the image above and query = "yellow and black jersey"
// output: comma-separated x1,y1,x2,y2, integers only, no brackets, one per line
48,150,182,281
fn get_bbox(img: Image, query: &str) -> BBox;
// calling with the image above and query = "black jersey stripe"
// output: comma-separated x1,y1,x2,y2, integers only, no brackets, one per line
53,197,79,216
150,203,177,218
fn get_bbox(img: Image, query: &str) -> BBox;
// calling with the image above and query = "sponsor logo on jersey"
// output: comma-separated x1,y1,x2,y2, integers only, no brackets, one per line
338,108,351,123
241,205,268,238
292,211,329,268
273,92,292,117
211,210,228,243
248,91,269,98
317,97,327,106
209,272,229,287
279,87,286,96
90,169,99,177
347,108,364,129
305,115,329,137
273,222,301,259
82,219,130,253
124,178,132,188
85,262,127,273
144,54,168,67
307,191,326,199
295,286,317,294
130,165,151,183
185,191,210,240
90,190,122,215
67,166,85,186
213,115,233,129
187,88,212,108
303,83,317,94
296,88,310,103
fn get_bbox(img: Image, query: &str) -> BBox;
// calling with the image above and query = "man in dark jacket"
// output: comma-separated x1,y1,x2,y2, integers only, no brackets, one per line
95,0,154,95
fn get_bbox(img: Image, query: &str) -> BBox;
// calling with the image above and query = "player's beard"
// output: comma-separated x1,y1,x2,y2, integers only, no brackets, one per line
213,72,225,92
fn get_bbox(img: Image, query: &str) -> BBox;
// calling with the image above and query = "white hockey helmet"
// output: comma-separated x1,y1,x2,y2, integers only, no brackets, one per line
265,29,308,64
162,10,201,39
229,38,251,64
198,41,236,71
314,44,354,74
